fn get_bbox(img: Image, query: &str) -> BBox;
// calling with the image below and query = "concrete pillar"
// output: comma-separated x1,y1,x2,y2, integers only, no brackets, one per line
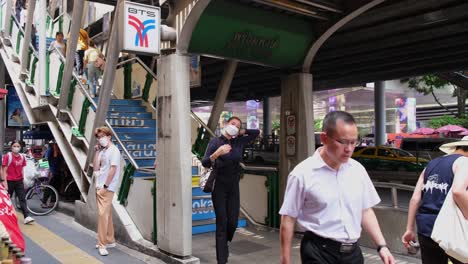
279,73,314,203
263,97,271,144
85,0,122,170
374,81,386,146
2,0,13,43
57,0,84,117
206,60,237,132
38,0,47,100
20,0,37,78
156,54,192,257
0,57,5,153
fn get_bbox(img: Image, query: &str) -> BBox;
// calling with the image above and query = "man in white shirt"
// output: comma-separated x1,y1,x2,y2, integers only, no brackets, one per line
93,127,121,256
280,111,395,264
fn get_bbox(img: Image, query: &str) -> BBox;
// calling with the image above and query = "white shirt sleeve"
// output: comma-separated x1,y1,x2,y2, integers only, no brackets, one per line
361,167,381,209
279,173,306,218
48,41,55,51
109,147,121,167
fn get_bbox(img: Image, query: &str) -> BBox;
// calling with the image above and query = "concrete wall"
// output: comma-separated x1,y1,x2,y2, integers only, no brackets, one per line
359,207,420,257
125,178,154,241
239,174,268,224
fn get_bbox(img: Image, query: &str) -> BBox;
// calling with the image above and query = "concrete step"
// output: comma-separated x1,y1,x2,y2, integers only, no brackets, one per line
109,105,147,112
114,127,156,134
107,112,153,119
192,218,247,235
116,141,155,150
107,118,156,128
94,98,142,106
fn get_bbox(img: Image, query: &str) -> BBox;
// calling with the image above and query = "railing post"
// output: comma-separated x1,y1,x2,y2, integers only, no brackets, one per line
124,63,132,99
19,0,37,80
142,72,153,102
2,0,12,44
57,0,84,119
391,187,399,209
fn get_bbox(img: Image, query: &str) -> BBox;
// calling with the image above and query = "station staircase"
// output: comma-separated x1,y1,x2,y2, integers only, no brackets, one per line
99,98,246,235
0,3,250,253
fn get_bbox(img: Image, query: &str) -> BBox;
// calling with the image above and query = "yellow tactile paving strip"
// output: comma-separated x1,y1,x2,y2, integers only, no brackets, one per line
17,214,103,264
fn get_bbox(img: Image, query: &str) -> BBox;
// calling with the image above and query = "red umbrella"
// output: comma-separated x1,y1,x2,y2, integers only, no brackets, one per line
412,127,436,135
435,125,466,133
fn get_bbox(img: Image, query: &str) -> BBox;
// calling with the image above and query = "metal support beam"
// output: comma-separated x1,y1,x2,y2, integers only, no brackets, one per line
263,97,271,142
156,54,193,258
85,0,123,171
374,81,386,146
57,0,84,117
206,60,237,132
279,73,314,204
20,0,37,78
2,0,13,43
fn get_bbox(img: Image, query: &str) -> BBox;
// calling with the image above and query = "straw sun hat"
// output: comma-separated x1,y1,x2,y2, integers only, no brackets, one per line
439,136,468,154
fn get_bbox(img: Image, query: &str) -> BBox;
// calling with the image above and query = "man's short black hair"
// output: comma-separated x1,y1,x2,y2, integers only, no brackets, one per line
322,111,356,134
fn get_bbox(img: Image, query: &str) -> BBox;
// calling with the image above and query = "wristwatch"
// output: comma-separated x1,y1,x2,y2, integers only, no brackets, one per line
377,245,388,253
103,184,108,189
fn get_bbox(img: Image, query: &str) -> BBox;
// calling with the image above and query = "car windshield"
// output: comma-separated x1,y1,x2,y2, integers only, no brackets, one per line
394,149,414,157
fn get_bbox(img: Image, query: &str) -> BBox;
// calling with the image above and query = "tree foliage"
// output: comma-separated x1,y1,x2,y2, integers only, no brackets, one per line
406,75,450,95
428,115,468,129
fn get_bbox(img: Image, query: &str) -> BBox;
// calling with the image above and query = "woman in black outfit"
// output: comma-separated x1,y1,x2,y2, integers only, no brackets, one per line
202,117,260,264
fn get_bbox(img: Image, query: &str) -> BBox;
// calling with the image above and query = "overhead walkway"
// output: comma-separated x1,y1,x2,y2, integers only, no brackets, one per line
0,3,282,262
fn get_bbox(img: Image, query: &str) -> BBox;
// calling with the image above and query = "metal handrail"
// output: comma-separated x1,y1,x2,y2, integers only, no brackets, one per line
52,45,151,174
115,56,158,81
240,163,278,172
373,182,415,209
190,110,216,137
10,13,37,54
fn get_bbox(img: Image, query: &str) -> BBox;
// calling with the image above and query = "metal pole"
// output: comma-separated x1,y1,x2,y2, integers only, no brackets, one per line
85,0,123,171
374,81,386,146
38,0,47,100
3,0,13,42
56,0,84,118
0,56,5,154
263,96,270,149
206,60,237,132
20,0,37,78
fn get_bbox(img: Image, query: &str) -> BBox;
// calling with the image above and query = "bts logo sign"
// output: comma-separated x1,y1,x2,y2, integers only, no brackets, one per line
120,1,160,54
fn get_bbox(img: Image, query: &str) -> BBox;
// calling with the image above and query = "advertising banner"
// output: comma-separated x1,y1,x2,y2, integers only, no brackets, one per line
395,97,416,133
120,1,160,54
6,86,30,128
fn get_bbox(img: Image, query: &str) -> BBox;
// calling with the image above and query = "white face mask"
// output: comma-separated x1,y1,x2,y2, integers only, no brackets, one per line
12,147,20,153
225,124,239,137
99,137,110,147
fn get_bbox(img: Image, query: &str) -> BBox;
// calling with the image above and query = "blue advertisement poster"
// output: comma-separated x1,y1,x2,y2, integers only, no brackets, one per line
6,86,30,127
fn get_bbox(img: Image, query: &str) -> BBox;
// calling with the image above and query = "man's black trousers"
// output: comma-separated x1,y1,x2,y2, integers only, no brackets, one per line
300,231,364,264
212,181,240,264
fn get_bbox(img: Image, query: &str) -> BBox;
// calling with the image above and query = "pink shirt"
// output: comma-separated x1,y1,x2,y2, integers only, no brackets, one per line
279,148,381,242
2,153,26,181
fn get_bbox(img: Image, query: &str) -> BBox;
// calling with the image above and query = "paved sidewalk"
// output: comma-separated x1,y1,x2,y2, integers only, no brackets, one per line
193,226,421,264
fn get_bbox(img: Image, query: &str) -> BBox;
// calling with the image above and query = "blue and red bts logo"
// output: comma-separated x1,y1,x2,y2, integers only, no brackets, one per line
128,15,156,48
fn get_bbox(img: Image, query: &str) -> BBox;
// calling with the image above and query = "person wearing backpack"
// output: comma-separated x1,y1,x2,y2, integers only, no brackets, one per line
202,117,259,264
1,141,34,225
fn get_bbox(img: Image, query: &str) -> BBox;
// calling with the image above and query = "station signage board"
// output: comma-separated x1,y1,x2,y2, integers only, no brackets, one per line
120,1,161,54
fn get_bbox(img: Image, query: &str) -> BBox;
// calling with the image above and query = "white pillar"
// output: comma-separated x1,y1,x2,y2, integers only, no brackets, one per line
279,73,314,202
156,54,192,257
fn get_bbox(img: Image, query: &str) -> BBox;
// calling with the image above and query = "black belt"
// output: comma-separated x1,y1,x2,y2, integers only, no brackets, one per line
303,231,358,254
